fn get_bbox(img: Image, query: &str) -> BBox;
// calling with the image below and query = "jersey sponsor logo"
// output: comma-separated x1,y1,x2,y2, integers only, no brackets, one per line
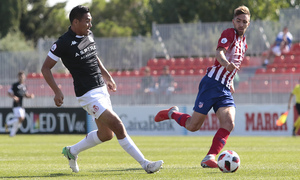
71,41,77,46
17,84,26,96
50,44,57,51
88,36,94,43
77,45,97,59
221,38,227,44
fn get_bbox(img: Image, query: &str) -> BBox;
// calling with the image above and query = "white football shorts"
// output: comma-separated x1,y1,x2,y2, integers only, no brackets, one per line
77,86,112,120
272,46,282,56
13,107,25,119
272,45,290,56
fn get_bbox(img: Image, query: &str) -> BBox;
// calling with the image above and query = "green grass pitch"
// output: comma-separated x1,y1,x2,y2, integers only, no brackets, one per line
0,135,300,179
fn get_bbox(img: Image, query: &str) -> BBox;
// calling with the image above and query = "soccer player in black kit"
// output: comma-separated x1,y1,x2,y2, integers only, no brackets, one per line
6,71,34,137
41,5,163,173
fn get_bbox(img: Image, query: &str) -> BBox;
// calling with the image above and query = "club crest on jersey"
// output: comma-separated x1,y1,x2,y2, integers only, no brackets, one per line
51,44,57,51
198,102,204,108
92,105,99,114
221,38,227,44
71,41,77,46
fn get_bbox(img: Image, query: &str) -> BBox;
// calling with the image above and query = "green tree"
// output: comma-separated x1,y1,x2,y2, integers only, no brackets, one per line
0,29,34,51
1,0,298,43
40,3,69,38
246,0,291,20
148,0,295,24
20,0,68,42
94,20,132,37
90,0,152,37
0,0,22,38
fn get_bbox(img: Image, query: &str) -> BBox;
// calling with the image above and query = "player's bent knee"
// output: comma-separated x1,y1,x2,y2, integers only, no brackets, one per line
222,122,235,132
186,124,201,132
188,128,199,132
97,131,114,142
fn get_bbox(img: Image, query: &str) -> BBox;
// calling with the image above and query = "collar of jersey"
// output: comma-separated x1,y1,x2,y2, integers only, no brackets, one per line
68,26,85,39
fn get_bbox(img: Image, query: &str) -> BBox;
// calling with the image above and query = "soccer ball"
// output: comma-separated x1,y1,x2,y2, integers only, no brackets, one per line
217,150,240,173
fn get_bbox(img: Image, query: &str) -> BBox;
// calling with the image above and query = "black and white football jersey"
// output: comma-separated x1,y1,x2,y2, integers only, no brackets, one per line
49,27,105,97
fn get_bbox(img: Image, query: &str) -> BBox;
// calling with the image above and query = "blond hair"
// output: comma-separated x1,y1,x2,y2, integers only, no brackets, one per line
234,5,250,18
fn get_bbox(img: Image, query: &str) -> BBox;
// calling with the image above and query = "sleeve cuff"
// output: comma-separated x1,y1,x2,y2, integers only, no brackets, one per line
47,51,59,61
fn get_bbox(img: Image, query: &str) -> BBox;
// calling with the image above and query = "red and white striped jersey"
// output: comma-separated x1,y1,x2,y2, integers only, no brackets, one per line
207,28,248,89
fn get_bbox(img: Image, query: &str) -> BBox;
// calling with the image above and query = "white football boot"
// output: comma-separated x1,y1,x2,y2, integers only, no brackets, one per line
62,146,79,173
144,160,164,173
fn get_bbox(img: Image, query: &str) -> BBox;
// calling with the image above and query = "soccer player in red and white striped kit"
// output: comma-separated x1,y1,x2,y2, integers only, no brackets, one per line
155,5,251,168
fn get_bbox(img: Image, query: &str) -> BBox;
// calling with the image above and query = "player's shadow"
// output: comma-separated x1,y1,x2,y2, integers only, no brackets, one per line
93,168,145,174
0,173,80,179
0,169,155,179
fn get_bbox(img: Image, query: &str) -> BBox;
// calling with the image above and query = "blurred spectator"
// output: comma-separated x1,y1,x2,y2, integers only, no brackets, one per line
137,66,155,104
155,66,175,103
262,27,293,66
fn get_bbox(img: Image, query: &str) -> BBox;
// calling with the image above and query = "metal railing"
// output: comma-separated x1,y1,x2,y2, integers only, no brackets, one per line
0,73,298,107
0,8,299,107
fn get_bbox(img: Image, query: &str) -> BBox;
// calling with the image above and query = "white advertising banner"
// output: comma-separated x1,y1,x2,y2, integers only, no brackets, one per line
88,104,293,136
185,104,291,136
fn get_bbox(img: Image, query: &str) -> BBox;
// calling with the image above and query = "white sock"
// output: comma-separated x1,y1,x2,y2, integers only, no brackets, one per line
10,122,20,137
7,118,18,126
70,130,102,155
118,136,148,168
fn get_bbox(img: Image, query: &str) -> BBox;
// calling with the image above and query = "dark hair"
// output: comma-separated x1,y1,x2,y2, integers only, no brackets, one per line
69,5,90,24
18,71,25,76
234,5,250,18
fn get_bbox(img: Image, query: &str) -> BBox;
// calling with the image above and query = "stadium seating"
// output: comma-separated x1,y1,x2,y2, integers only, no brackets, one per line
291,43,300,51
255,43,300,74
185,58,195,69
236,81,249,93
137,43,300,94
17,43,299,97
255,68,266,74
193,57,204,68
237,43,300,94
166,58,176,67
174,58,186,68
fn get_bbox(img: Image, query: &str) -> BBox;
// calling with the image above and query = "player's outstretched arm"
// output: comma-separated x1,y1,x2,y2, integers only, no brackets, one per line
41,56,64,107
